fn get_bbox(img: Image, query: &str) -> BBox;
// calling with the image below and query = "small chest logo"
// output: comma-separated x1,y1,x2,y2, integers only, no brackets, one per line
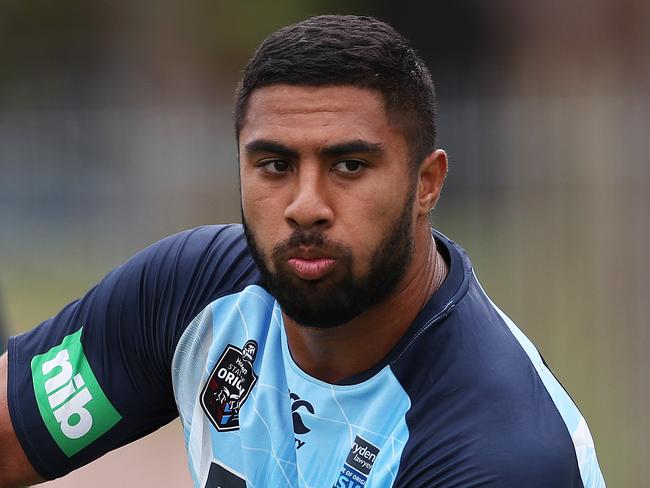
290,392,314,450
200,340,258,432
333,435,380,488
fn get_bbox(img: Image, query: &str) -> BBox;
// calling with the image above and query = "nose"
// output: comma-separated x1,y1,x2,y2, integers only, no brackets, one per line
284,166,334,230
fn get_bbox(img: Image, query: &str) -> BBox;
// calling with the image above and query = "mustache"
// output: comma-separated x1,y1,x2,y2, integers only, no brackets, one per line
272,230,349,259
279,230,327,249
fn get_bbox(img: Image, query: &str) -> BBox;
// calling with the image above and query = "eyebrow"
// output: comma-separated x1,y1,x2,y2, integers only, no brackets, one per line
320,140,385,157
244,139,299,158
244,138,384,158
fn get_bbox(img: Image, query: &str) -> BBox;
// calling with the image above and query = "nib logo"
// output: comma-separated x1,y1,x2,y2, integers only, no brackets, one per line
42,349,94,439
31,329,121,457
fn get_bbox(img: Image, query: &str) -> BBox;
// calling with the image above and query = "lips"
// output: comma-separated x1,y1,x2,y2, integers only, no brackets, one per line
287,252,336,280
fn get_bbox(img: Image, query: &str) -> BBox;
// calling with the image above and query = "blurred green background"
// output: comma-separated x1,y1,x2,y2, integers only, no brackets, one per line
1,1,648,486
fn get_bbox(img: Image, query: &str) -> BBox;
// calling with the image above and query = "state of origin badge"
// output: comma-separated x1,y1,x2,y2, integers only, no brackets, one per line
200,340,258,431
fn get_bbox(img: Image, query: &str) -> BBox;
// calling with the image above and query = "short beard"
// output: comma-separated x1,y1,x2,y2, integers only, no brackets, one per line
242,193,416,329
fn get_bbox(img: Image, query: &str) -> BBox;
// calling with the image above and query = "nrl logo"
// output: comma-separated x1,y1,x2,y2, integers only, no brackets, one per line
200,340,258,432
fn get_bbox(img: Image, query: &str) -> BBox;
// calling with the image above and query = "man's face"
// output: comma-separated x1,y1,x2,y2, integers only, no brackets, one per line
239,85,418,328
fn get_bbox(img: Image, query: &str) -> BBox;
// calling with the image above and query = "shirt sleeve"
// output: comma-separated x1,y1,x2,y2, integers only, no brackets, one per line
7,224,258,480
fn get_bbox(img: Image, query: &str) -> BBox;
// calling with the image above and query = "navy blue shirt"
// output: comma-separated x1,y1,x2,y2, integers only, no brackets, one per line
8,225,605,486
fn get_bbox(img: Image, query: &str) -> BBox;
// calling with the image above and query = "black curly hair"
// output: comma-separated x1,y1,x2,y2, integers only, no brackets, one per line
234,15,437,167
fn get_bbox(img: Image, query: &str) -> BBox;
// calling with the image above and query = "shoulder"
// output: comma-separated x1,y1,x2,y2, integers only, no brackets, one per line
390,247,585,486
4,224,263,480
126,224,260,292
135,224,252,269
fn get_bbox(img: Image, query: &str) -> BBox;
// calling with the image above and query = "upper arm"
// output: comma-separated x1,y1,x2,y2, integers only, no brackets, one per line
0,353,43,488
3,225,257,481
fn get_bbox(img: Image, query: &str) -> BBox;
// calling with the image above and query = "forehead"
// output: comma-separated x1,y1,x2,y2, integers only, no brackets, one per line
238,85,399,148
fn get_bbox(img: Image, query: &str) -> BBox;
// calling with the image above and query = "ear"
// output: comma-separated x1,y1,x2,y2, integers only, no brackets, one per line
416,149,448,216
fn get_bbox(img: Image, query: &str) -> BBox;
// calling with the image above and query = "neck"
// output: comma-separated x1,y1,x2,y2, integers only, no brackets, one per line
283,226,448,383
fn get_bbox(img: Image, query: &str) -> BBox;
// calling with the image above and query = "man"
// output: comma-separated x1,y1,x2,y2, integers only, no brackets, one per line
0,15,605,488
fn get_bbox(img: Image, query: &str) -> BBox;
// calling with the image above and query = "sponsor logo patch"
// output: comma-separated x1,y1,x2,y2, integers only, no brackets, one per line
290,391,314,450
333,435,380,488
204,461,247,488
30,328,122,457
200,340,258,432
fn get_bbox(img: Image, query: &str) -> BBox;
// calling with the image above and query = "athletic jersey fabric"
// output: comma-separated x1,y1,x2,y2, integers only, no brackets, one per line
7,224,606,487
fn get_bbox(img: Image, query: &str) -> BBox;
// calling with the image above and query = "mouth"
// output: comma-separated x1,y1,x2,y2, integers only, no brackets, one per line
286,248,337,280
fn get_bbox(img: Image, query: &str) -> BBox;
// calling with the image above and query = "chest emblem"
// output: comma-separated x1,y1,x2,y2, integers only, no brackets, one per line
290,392,315,450
200,340,258,432
333,435,380,488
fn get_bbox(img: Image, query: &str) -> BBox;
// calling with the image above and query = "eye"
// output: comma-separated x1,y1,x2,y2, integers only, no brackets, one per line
260,159,292,174
332,160,365,174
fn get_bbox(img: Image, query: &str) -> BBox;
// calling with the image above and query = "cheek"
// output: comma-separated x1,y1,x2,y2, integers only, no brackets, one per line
341,190,408,266
241,181,288,250
348,181,409,228
241,176,277,219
